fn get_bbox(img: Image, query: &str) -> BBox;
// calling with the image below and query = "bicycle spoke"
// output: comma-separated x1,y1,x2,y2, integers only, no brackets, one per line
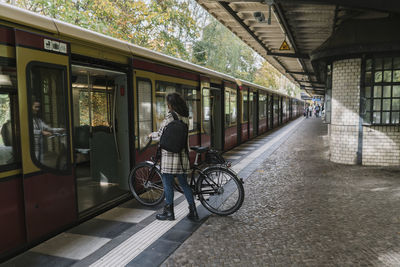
129,163,165,206
197,167,244,215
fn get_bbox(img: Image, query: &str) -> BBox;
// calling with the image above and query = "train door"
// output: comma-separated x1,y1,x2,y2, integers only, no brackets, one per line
240,88,249,143
268,94,273,130
0,26,25,256
210,87,223,150
249,91,257,138
273,95,279,127
71,65,130,214
202,86,223,150
252,91,258,137
258,92,267,134
15,30,75,242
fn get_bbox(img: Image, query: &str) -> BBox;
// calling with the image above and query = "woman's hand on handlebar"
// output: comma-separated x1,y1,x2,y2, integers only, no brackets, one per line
42,130,52,136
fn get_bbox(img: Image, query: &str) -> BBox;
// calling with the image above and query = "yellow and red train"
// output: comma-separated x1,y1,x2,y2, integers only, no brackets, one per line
0,3,303,259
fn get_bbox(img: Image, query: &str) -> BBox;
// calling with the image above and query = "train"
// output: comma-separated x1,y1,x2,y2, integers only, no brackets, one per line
0,2,304,259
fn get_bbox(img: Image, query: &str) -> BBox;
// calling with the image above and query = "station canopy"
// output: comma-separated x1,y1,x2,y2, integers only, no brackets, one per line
195,0,400,96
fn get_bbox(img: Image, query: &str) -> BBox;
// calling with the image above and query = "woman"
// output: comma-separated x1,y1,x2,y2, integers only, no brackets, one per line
149,93,198,221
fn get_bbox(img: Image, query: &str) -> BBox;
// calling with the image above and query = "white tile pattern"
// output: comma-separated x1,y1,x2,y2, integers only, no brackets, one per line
96,207,155,223
31,233,110,260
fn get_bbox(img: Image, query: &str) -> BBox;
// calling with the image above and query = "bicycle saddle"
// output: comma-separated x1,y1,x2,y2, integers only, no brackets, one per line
190,146,209,153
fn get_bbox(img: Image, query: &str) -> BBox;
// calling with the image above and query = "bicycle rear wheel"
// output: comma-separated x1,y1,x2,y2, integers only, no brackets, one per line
197,166,244,216
128,162,164,206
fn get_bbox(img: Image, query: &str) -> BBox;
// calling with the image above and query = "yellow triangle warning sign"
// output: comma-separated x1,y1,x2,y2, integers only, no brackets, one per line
279,40,290,51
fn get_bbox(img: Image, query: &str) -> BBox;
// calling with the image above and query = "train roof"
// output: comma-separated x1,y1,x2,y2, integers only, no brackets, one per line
0,2,300,100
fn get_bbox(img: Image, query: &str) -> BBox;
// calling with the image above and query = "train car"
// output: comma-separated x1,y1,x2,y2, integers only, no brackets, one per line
0,3,303,260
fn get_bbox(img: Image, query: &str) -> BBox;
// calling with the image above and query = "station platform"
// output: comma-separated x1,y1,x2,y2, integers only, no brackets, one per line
3,116,400,266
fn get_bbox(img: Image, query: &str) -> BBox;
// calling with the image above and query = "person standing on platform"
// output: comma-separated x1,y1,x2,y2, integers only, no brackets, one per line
304,106,308,118
315,104,320,117
149,92,199,222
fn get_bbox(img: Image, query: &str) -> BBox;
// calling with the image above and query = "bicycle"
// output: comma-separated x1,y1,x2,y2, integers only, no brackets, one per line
128,137,245,216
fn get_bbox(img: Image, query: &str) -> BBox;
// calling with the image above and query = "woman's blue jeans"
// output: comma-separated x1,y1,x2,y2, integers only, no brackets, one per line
161,173,195,206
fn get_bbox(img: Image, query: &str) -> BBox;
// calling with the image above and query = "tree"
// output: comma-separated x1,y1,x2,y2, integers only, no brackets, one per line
192,19,258,81
5,0,199,60
4,0,300,95
253,60,280,89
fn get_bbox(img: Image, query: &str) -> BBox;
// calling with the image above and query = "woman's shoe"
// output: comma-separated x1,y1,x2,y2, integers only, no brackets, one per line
156,204,175,221
187,204,199,221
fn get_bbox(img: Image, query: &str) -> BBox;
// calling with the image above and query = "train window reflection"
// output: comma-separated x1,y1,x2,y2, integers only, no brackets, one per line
182,86,200,132
0,65,17,89
202,88,211,134
230,90,237,124
225,91,230,126
224,87,237,127
242,91,248,122
259,93,267,119
28,64,68,171
0,93,19,166
155,81,200,132
137,79,152,150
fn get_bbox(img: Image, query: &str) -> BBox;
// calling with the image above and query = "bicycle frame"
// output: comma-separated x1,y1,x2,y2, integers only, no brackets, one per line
144,141,239,197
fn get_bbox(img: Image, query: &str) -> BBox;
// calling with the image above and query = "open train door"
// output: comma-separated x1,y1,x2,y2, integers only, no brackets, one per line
201,77,223,150
15,30,75,242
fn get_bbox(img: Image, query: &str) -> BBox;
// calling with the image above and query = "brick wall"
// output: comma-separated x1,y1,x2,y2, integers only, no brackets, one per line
330,58,361,164
362,126,400,166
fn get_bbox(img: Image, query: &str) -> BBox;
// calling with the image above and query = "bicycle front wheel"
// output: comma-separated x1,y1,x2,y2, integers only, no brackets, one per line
197,166,244,216
128,162,164,206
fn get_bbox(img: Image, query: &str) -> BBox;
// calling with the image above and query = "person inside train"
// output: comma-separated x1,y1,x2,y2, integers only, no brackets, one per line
32,99,65,162
148,92,199,222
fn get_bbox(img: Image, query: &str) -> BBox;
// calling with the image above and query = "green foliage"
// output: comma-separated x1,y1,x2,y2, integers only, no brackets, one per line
192,20,257,81
254,60,280,89
8,0,198,60
4,0,299,95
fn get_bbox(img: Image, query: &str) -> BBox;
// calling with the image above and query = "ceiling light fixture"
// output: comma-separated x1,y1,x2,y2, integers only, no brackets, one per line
264,0,274,25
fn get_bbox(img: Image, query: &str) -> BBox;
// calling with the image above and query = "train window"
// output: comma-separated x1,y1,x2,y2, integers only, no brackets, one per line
202,88,211,134
224,88,237,127
0,64,19,167
259,94,267,119
242,91,248,122
273,96,279,122
72,68,116,129
182,86,200,132
225,91,230,126
156,81,176,129
137,79,152,150
28,63,69,171
230,90,237,125
249,92,254,123
282,98,287,120
268,94,272,118
155,81,200,132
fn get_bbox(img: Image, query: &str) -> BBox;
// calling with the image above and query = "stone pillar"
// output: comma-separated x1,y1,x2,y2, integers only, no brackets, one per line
330,58,361,164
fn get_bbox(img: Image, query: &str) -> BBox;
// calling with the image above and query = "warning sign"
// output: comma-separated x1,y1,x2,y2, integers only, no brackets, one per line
279,40,290,51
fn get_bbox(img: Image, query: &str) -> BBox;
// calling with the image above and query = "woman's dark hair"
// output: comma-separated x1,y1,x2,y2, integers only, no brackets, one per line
166,93,189,117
